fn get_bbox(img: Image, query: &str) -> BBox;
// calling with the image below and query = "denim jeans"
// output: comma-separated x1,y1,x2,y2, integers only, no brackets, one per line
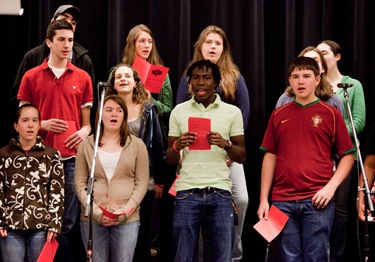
272,197,334,262
81,220,140,262
54,158,85,261
196,163,248,262
173,189,234,262
0,229,46,262
61,158,80,234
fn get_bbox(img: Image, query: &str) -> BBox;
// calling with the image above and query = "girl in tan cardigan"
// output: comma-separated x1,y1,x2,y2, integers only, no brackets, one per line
75,95,149,262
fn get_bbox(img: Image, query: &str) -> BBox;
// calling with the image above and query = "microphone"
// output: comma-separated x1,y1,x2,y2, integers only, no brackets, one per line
97,82,110,87
96,82,111,102
337,83,354,89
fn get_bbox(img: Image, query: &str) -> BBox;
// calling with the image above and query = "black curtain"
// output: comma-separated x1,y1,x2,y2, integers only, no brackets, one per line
1,1,375,261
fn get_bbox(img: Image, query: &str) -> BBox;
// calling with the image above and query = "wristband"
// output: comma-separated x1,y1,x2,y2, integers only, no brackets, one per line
173,140,181,153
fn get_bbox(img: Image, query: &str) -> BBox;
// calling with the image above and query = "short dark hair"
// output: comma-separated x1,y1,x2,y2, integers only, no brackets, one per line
187,60,221,87
45,20,73,42
288,56,320,77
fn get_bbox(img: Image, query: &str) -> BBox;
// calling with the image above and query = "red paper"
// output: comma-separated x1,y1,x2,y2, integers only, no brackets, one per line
253,205,289,242
132,56,169,94
37,238,59,262
168,175,180,197
188,117,211,150
45,120,77,157
99,206,134,219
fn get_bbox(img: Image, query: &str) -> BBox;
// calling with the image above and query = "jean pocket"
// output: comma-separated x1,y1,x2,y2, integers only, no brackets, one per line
217,190,232,199
175,191,191,200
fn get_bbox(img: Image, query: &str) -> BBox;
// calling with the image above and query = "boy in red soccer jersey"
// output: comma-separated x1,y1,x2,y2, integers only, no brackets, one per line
257,56,355,261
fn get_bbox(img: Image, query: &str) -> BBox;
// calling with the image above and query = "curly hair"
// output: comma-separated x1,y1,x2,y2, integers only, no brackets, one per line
107,63,149,104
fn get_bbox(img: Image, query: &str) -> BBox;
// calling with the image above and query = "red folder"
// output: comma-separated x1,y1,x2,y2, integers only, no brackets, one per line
188,117,211,150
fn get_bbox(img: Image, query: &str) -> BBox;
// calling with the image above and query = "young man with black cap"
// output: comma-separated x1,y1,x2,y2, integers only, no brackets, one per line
10,4,95,107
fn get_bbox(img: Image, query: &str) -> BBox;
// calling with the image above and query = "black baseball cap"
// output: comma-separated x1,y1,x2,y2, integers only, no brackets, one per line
54,5,81,21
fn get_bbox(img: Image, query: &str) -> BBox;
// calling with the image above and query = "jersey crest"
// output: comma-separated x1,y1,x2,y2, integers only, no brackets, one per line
311,115,322,128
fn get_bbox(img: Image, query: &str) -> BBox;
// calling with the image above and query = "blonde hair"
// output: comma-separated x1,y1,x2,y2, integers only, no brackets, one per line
186,25,239,101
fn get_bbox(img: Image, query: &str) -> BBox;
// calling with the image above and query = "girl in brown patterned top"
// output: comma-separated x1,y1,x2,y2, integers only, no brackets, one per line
0,104,64,262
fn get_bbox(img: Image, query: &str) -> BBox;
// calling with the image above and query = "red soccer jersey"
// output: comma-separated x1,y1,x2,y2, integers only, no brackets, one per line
261,100,355,201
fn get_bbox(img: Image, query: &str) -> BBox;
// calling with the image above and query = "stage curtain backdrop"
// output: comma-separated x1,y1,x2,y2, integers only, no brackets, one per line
1,0,375,261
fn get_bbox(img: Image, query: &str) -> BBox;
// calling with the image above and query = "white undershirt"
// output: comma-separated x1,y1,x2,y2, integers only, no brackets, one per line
97,150,121,181
49,65,66,79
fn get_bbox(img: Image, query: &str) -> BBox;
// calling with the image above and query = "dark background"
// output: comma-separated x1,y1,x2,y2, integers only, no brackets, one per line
1,1,375,261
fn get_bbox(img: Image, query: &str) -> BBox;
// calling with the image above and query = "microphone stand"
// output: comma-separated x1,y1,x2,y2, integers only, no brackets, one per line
339,83,374,262
84,82,108,262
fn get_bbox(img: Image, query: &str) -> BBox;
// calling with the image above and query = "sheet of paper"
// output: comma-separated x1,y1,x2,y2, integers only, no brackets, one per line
132,56,169,94
168,175,180,197
99,206,134,219
37,238,59,262
253,205,289,242
188,117,211,150
132,55,150,84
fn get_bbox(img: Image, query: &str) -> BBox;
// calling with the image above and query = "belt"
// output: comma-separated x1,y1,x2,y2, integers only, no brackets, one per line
189,187,218,194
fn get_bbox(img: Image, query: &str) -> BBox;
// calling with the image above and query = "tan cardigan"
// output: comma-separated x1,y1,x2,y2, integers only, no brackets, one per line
74,135,149,224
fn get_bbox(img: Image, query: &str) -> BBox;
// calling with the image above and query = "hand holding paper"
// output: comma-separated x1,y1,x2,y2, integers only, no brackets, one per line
188,117,211,150
45,120,77,157
99,206,134,219
253,205,289,242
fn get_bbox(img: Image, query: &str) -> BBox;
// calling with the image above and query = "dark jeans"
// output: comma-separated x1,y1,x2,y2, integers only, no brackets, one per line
61,158,81,234
173,189,234,262
54,158,85,262
273,198,334,261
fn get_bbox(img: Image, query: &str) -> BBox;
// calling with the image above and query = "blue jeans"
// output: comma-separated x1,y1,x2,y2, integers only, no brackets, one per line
173,188,234,262
196,163,248,262
0,229,46,262
61,158,80,234
54,158,85,261
81,220,140,262
273,198,334,262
